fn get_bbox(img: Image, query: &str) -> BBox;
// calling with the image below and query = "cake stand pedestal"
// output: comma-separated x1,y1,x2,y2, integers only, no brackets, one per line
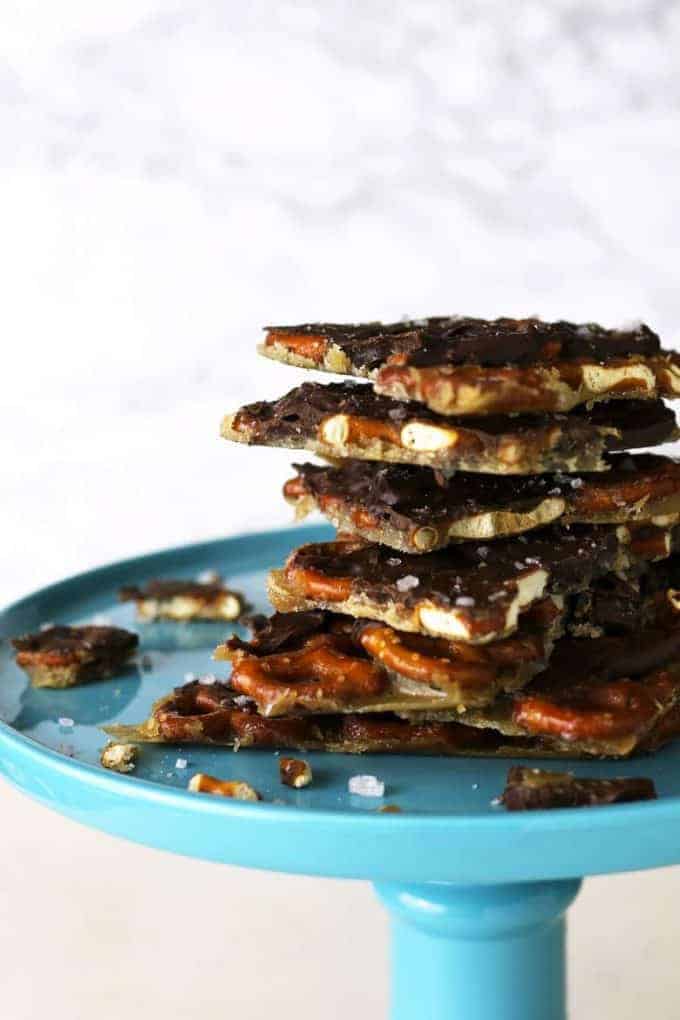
376,879,580,1020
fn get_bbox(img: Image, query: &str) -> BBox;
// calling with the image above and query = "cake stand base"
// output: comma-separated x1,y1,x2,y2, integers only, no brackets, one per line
375,879,582,1020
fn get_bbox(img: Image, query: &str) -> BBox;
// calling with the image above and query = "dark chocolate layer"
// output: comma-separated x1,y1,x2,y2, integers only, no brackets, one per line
12,624,138,659
232,610,330,656
290,453,680,533
266,317,660,369
287,527,619,611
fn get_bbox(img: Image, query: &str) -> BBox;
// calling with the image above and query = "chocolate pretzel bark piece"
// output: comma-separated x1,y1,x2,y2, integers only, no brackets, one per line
119,578,245,622
104,682,551,756
285,454,680,553
268,528,622,644
102,680,519,754
214,602,561,715
222,381,678,476
500,767,656,811
260,317,680,416
104,676,680,759
12,625,138,689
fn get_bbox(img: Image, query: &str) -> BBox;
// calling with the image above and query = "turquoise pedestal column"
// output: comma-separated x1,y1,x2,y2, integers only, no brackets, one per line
375,879,582,1020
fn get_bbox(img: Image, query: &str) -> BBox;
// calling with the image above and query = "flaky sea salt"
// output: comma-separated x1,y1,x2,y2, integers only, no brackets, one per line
387,557,402,567
396,575,419,592
617,319,643,333
348,774,385,798
58,717,74,729
197,569,221,584
200,673,217,685
233,695,251,708
570,478,584,489
175,758,188,770
455,596,475,607
477,546,489,559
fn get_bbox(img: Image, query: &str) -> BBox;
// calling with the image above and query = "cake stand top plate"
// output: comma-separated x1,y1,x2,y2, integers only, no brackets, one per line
1,525,679,885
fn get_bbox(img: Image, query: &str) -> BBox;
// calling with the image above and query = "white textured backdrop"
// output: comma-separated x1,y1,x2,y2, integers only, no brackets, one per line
3,2,680,1017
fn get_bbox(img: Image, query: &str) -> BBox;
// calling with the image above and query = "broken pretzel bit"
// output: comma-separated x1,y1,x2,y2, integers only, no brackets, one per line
100,742,138,774
279,757,313,789
187,773,261,801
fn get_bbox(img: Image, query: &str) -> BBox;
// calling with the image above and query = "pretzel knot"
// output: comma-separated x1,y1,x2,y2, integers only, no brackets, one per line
513,673,674,742
230,633,387,716
155,682,321,746
359,623,544,693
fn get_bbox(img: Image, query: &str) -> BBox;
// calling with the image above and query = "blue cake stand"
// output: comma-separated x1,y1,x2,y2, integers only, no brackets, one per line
2,525,680,1020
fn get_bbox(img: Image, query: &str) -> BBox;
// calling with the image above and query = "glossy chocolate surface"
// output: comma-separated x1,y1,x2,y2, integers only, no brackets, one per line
12,624,138,659
286,529,619,611
266,316,661,369
290,454,680,531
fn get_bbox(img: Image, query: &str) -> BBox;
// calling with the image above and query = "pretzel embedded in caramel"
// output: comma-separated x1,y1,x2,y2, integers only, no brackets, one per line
153,682,324,747
513,678,668,744
218,605,558,716
229,632,387,715
358,623,545,691
105,654,680,759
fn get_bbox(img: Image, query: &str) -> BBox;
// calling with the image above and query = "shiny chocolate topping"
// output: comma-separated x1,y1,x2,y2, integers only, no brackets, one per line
12,624,138,657
292,453,680,530
231,610,330,656
266,316,661,369
288,527,619,610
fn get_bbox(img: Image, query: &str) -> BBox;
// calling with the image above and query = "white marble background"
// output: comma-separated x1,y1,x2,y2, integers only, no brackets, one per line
2,2,680,1017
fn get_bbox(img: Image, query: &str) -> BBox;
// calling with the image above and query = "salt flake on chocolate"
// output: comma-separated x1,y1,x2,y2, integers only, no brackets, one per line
396,575,420,592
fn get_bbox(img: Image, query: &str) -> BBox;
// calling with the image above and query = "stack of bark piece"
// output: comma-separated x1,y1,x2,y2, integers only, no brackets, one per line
131,317,680,759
